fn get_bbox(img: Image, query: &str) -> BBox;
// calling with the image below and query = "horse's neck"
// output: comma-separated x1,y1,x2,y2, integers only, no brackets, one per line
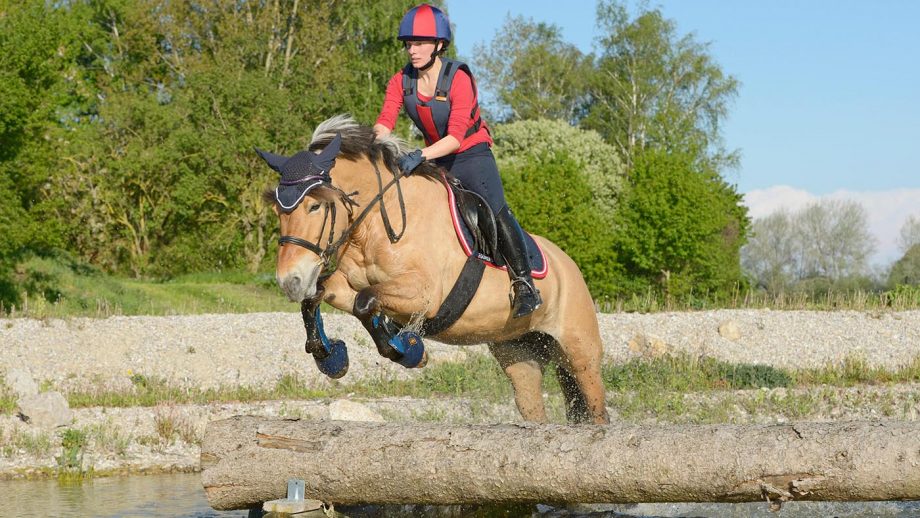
333,157,446,249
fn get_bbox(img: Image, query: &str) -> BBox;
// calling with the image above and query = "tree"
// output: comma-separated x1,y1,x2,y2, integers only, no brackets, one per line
583,1,739,171
897,215,920,254
492,119,626,218
613,149,748,298
741,200,877,293
0,0,97,303
39,0,423,276
793,200,875,281
740,210,796,292
888,244,920,287
472,16,592,123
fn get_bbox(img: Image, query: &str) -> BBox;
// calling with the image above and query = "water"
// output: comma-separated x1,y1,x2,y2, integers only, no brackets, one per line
0,474,244,518
1,474,919,518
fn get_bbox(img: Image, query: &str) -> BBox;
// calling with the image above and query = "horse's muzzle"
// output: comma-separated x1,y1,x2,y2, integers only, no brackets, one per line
277,263,321,302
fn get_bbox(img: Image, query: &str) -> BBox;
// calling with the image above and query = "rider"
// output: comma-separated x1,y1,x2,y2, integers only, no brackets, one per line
373,3,542,318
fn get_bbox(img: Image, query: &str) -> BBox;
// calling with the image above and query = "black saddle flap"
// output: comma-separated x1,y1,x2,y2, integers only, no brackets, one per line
448,177,501,264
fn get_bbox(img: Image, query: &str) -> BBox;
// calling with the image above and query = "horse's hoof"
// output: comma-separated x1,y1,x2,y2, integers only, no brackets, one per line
390,331,426,369
315,339,349,379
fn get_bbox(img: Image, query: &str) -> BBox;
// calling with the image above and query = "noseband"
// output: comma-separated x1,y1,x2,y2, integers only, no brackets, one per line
278,200,339,263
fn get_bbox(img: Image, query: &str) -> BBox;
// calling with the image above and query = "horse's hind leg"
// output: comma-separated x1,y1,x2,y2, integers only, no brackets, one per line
555,362,592,424
552,327,610,424
488,334,552,423
353,287,403,362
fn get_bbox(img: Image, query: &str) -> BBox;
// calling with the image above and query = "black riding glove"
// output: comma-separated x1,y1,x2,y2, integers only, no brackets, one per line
398,149,424,175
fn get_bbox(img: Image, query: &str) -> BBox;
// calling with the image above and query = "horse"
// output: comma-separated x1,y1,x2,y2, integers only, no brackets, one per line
259,115,609,424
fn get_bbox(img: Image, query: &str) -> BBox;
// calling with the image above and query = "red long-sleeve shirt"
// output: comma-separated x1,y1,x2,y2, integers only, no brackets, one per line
376,68,492,153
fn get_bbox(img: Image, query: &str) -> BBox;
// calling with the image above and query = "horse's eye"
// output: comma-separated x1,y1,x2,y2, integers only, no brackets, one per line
308,203,322,213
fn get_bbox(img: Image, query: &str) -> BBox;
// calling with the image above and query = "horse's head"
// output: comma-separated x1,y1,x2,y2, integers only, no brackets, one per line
257,134,354,301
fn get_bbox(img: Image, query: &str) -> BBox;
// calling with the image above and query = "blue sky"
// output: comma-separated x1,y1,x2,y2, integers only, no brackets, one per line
446,0,920,264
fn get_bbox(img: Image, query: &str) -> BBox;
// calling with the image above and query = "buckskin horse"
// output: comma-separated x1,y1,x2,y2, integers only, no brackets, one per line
257,115,608,424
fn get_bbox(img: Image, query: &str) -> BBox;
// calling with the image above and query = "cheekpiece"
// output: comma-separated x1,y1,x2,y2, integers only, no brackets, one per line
255,133,342,213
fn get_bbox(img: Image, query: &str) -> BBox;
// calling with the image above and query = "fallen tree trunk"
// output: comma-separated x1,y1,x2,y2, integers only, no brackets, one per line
201,416,920,510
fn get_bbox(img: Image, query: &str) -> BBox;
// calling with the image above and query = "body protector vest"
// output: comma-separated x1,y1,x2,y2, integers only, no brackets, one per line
401,58,484,146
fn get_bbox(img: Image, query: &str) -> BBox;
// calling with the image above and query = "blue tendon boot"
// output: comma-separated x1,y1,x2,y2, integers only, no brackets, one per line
373,315,427,369
389,330,427,368
311,306,349,379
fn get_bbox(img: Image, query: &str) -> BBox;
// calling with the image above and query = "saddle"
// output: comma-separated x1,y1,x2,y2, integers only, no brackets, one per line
442,175,547,278
447,176,500,263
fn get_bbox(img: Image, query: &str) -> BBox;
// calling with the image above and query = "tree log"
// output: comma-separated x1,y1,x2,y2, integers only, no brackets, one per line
201,416,920,510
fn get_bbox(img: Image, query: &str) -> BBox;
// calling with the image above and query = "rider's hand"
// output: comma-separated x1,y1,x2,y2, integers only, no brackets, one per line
398,149,424,175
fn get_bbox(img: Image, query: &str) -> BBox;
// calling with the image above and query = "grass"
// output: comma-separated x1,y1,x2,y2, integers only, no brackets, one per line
0,376,16,415
2,256,295,318
597,284,920,313
5,352,917,426
1,425,54,458
603,353,920,423
57,355,513,411
153,405,199,445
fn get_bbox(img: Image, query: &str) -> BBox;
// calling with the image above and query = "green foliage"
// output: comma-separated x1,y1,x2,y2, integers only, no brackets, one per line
472,16,592,123
584,0,739,171
1,255,291,317
493,119,626,218
0,0,98,303
57,428,88,474
501,151,621,298
61,355,513,410
612,148,748,298
0,0,424,285
885,284,920,307
602,354,792,393
888,244,920,287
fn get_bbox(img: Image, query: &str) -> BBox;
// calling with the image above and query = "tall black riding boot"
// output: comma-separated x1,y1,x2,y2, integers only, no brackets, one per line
496,206,543,318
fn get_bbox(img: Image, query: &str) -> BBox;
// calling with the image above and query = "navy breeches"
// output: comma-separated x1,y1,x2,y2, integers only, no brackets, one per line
435,143,508,213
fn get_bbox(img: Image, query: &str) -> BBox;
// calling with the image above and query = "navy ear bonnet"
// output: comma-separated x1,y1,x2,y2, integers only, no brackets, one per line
256,133,342,212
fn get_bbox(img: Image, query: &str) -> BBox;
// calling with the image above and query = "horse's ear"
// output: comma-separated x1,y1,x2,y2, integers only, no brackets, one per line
312,133,341,172
254,148,288,174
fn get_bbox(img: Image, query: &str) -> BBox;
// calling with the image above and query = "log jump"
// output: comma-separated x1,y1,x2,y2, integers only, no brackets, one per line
201,416,920,511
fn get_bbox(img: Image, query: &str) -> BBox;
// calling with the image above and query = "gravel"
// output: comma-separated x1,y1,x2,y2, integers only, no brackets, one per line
2,309,920,393
1,309,919,479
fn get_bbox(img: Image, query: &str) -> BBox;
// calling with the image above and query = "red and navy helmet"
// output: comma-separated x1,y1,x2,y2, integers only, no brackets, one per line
398,4,451,43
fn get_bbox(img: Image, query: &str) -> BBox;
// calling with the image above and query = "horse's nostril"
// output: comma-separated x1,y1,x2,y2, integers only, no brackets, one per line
283,275,302,294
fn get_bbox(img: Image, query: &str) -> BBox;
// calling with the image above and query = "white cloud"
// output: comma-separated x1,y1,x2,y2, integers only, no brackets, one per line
743,186,920,266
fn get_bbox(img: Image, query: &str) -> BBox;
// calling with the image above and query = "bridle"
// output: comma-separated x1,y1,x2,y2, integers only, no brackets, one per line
277,161,409,269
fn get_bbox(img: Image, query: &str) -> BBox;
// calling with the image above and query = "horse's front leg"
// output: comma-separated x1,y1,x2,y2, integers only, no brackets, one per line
352,276,433,369
300,272,358,379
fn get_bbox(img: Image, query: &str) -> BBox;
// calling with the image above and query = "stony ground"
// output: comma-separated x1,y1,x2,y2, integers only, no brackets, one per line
1,309,919,479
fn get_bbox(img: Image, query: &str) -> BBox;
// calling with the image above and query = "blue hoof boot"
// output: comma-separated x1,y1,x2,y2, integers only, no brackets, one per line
388,331,426,368
315,339,349,379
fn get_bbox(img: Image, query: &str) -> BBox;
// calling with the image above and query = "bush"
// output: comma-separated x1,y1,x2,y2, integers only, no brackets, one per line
501,151,621,298
493,119,627,219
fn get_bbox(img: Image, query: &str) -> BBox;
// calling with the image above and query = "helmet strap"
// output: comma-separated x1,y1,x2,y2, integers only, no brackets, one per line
417,41,443,72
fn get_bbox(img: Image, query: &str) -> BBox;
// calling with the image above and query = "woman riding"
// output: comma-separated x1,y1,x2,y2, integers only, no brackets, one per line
373,3,542,318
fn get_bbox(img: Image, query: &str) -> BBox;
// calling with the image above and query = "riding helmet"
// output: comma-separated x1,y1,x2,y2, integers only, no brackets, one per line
398,4,451,43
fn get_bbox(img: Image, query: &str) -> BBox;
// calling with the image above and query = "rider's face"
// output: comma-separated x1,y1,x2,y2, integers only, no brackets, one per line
404,40,437,68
